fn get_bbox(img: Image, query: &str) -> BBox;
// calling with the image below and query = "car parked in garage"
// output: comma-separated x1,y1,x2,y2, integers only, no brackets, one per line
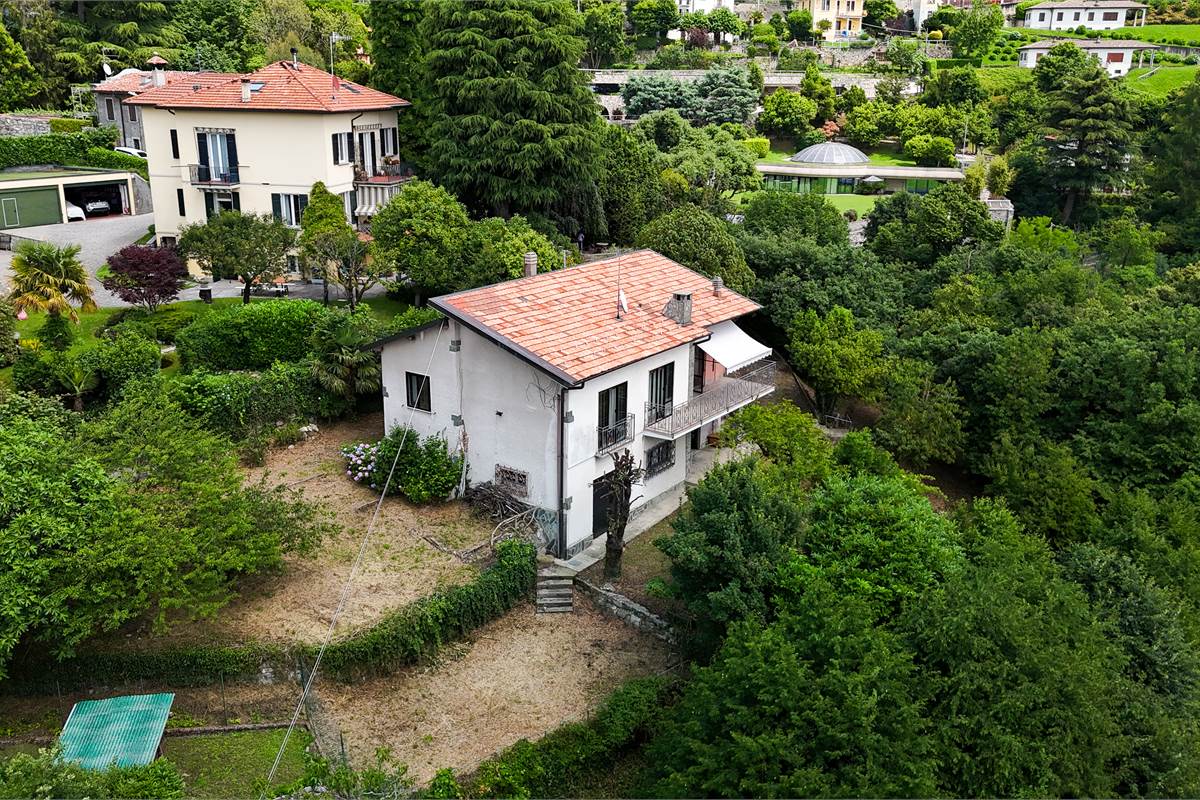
65,201,86,222
84,197,111,216
113,146,148,159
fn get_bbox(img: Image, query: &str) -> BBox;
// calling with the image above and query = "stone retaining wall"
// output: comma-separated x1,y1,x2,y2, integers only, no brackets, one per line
575,577,676,644
0,115,51,137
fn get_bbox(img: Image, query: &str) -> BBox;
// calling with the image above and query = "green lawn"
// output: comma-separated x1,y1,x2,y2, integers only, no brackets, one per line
825,194,879,215
976,66,1034,95
1115,23,1200,42
161,729,312,799
866,146,916,167
1125,65,1200,96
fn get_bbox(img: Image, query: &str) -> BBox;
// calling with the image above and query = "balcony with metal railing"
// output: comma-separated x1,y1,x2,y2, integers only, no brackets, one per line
644,361,776,438
189,163,239,187
597,413,635,455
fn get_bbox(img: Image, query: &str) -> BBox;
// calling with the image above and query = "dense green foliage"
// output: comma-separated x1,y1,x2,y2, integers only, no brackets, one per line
170,361,329,438
179,212,296,304
635,205,754,294
0,383,330,678
0,750,184,799
175,299,328,371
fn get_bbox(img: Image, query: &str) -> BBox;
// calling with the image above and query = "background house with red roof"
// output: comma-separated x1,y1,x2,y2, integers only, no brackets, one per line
125,53,409,254
377,250,776,558
92,54,207,153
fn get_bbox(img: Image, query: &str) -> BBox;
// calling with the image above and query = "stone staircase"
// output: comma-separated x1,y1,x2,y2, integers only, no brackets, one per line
536,565,576,614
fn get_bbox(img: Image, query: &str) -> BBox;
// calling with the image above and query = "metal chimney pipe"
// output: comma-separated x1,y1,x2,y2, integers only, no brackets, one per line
290,47,298,66
713,275,724,296
523,251,538,278
240,78,251,102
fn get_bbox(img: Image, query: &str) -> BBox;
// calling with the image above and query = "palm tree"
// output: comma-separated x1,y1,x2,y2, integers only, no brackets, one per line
8,241,96,323
309,313,382,402
58,358,99,412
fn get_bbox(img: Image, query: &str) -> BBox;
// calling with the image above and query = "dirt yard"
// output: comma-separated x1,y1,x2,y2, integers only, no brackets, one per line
317,599,674,784
108,413,488,649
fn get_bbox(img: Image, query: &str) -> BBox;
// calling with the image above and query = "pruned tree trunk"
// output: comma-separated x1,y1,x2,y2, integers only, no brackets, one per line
603,449,646,580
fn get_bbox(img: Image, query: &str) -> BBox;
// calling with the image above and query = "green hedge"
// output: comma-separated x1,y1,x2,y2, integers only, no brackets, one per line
81,146,149,179
932,57,983,70
169,361,335,438
0,542,536,695
316,541,537,677
48,117,89,133
175,300,329,372
434,676,671,799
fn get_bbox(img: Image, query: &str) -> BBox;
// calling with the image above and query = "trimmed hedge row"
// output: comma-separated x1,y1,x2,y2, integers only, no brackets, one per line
430,675,671,799
316,540,537,676
176,300,329,372
0,128,147,179
0,542,537,695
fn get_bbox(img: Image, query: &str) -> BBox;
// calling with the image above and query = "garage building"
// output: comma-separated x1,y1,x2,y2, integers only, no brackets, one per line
0,167,141,230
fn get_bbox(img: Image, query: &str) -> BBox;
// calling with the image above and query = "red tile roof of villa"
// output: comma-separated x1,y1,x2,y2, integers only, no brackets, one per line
125,61,409,112
431,250,760,384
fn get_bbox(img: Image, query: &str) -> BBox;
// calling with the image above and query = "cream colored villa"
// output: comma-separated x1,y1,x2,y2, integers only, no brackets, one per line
126,56,409,250
794,0,865,39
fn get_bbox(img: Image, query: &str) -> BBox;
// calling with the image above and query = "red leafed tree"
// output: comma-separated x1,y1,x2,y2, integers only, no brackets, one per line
102,245,187,313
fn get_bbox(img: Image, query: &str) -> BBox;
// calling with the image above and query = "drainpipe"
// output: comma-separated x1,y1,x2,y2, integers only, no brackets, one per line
557,387,568,558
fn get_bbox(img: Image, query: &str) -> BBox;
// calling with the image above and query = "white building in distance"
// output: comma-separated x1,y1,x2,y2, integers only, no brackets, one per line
376,250,776,558
125,55,409,252
1018,38,1159,76
1023,0,1147,29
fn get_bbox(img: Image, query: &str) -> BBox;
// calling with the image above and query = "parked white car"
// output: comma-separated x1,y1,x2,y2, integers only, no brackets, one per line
65,201,86,222
84,199,111,216
113,146,147,159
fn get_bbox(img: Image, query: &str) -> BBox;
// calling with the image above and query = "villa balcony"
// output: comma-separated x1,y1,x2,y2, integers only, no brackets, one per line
353,173,413,217
188,164,239,187
644,361,776,439
597,413,635,455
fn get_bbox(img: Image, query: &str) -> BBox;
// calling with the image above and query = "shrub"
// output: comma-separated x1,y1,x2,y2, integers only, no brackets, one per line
388,305,443,334
37,313,74,350
149,307,197,343
80,146,149,179
318,540,536,676
466,676,670,798
84,331,161,398
175,299,328,371
904,133,956,166
0,127,113,171
740,136,771,158
48,117,88,133
11,347,60,395
0,749,185,798
364,425,463,503
170,361,326,438
0,300,16,367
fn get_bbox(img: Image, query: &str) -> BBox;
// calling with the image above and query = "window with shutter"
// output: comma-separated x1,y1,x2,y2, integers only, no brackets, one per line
170,129,179,159
271,192,282,221
176,188,185,216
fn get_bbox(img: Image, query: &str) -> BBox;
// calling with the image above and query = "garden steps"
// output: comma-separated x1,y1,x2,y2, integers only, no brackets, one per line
536,566,576,614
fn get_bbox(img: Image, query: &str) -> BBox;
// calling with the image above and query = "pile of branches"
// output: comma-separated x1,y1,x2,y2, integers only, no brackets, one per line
464,481,531,523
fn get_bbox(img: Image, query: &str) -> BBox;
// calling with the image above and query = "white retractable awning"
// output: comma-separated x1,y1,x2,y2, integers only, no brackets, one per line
354,203,378,216
698,320,772,372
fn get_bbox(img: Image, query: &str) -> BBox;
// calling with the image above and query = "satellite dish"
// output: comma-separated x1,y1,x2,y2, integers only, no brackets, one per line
102,62,113,76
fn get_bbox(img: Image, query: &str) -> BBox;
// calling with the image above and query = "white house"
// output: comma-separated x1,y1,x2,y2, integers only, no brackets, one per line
912,0,943,29
1018,38,1158,76
1023,0,1147,29
125,55,410,253
376,250,776,558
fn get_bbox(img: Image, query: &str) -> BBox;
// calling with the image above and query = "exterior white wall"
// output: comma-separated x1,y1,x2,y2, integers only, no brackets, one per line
913,0,942,28
1025,5,1141,29
380,321,560,516
1019,45,1144,75
141,106,398,243
561,345,693,553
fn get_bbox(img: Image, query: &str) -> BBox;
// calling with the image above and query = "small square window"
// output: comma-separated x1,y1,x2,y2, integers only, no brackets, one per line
406,371,431,412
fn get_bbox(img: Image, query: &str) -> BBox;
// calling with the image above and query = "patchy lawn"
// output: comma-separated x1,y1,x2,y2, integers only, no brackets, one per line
1126,65,1200,97
163,729,312,798
581,513,682,620
318,599,673,785
825,194,879,215
94,412,482,649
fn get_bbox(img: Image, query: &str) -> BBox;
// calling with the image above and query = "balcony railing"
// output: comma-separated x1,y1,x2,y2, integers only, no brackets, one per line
644,361,776,438
597,413,635,455
189,163,239,186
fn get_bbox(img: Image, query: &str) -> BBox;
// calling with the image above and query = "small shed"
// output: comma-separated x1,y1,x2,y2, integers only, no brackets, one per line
58,693,174,770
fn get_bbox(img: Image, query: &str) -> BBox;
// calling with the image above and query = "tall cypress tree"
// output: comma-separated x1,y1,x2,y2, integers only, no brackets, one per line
368,0,427,155
1147,76,1200,255
1042,64,1134,224
419,0,602,219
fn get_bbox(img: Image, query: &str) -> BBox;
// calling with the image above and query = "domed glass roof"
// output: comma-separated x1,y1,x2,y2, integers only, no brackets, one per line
788,142,870,165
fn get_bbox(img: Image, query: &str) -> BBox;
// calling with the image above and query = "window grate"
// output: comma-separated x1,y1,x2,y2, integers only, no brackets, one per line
495,465,529,497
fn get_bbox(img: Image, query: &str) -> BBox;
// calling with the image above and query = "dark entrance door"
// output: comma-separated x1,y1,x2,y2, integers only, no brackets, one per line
592,472,613,536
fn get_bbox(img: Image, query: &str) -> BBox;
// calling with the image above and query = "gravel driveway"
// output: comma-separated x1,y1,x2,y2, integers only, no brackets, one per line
0,213,154,306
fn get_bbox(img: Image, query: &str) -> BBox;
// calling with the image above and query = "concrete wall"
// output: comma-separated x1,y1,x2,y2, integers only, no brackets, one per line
141,105,398,242
0,116,51,137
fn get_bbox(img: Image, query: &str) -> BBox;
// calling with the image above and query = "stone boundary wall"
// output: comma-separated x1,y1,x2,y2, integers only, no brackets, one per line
0,115,52,137
575,577,677,645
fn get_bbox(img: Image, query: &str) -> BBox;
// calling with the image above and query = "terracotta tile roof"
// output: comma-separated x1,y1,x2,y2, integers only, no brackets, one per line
93,69,223,94
124,61,408,113
431,249,760,384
